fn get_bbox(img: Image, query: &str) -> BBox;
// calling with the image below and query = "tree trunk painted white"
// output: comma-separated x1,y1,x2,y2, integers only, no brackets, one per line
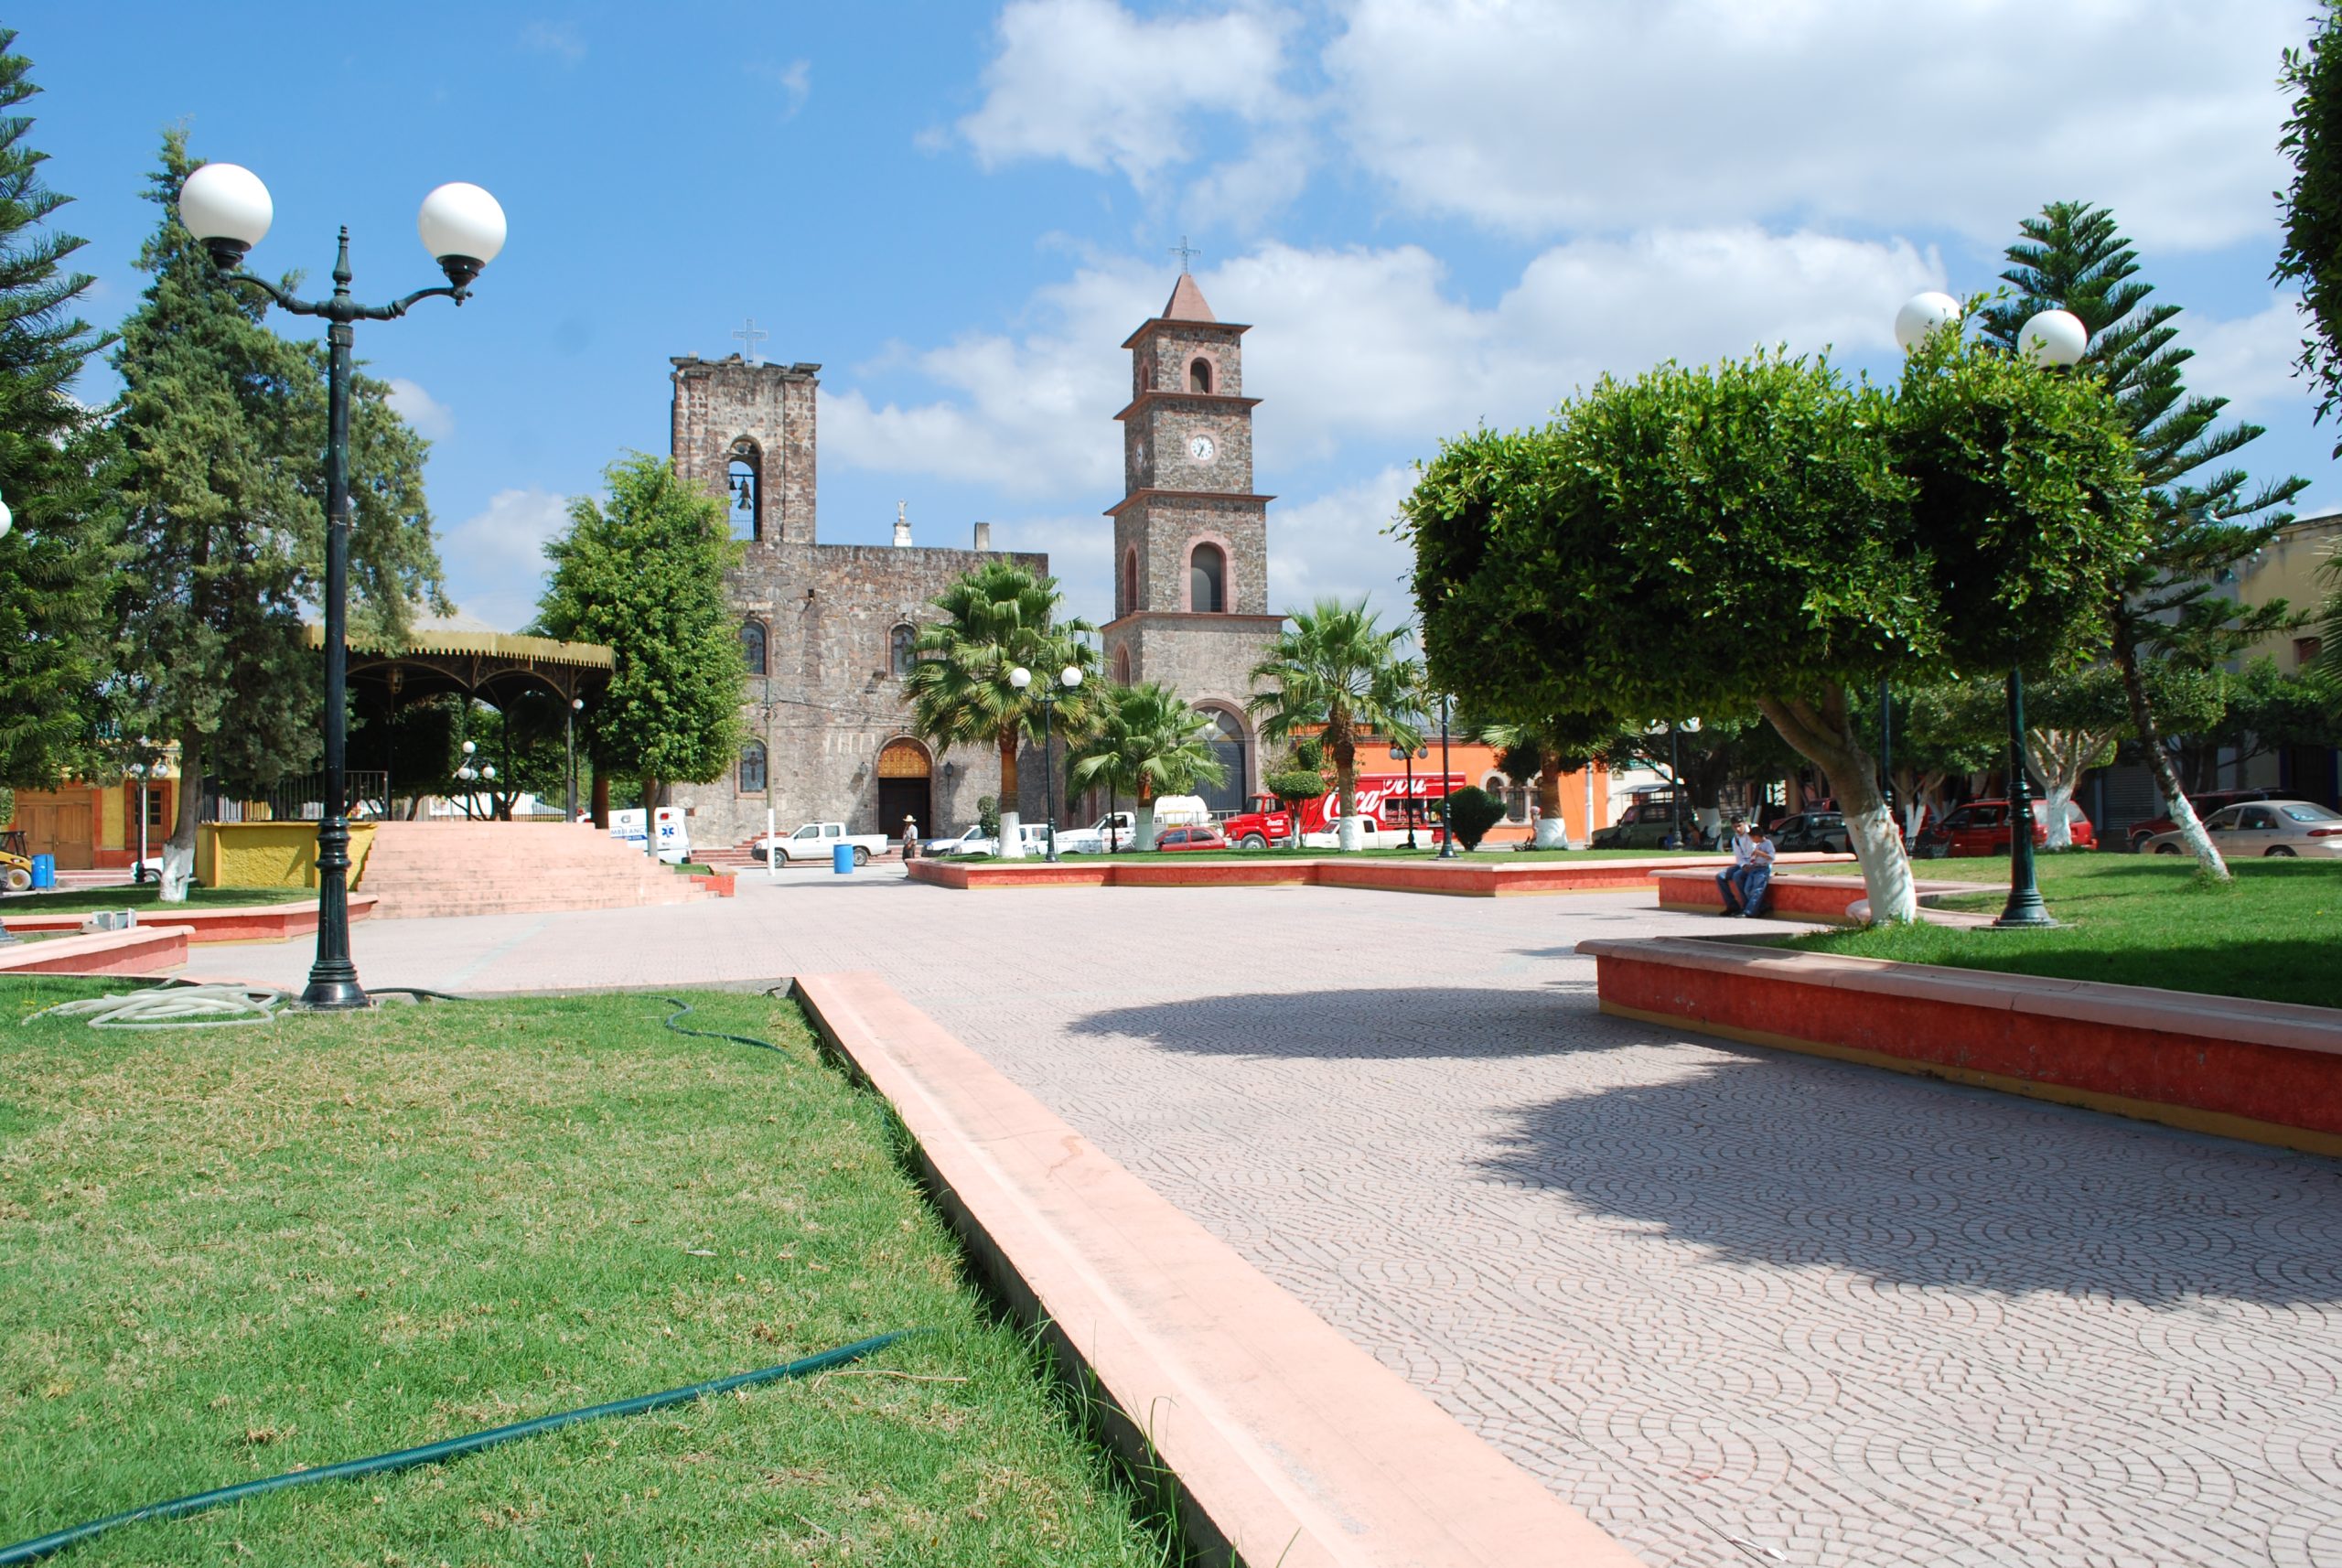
1756,688,1918,923
1532,816,1570,848
1135,801,1156,851
1338,815,1365,852
159,729,200,903
2115,637,2227,879
2022,725,2115,851
998,810,1026,858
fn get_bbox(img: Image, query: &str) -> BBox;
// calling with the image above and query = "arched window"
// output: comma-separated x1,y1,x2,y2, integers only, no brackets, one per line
1188,357,1213,393
1189,542,1226,613
726,438,762,542
1198,707,1246,814
738,740,768,794
1139,361,1154,393
1122,548,1139,616
889,622,917,677
1113,644,1132,683
740,618,768,676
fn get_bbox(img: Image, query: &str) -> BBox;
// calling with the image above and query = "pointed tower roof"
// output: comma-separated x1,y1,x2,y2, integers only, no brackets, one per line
1162,271,1216,323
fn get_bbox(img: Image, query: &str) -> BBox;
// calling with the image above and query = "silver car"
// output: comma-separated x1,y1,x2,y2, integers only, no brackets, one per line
2141,799,2342,858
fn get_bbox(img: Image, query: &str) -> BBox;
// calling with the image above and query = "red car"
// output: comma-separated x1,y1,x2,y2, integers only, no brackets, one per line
2122,789,2282,854
1913,797,2097,858
1154,825,1228,853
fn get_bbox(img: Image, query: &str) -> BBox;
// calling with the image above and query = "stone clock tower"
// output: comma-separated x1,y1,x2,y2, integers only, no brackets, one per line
1100,272,1284,812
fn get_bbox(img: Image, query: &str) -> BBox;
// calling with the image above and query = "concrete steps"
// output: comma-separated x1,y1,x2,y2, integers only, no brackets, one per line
359,822,714,919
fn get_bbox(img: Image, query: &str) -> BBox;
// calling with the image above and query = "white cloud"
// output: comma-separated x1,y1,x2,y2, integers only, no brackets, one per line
2181,295,2312,415
1268,466,1418,616
752,58,811,118
386,378,454,442
520,20,586,65
825,228,1939,500
1324,0,2301,252
438,488,572,632
957,0,1299,188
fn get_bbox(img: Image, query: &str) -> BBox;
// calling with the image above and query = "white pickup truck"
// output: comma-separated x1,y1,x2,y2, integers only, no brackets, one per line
1050,811,1139,854
756,821,893,866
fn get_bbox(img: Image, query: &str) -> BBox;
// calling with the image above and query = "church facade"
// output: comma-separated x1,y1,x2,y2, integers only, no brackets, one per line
665,269,1284,853
665,354,1046,854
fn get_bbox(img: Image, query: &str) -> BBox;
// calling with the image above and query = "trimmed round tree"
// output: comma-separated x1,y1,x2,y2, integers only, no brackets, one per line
1404,335,2144,923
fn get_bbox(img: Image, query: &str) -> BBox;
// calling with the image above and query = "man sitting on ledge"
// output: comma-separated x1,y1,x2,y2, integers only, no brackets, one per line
1714,817,1754,914
1729,822,1777,918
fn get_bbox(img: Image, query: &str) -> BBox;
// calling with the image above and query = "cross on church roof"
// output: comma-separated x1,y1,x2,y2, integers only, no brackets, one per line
1169,236,1201,272
731,317,769,365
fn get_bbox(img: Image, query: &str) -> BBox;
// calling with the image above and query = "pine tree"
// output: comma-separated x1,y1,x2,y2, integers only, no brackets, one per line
2277,3,2342,452
1980,201,2307,878
534,454,746,830
0,31,122,789
113,130,446,897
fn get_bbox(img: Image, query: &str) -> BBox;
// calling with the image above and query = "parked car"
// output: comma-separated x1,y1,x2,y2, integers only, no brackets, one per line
756,820,893,865
923,823,994,856
1768,811,1853,854
2122,788,2283,854
1050,811,1139,854
1588,798,1712,851
1153,825,1229,853
1913,798,2096,858
1299,817,1385,849
2140,799,2342,858
926,822,1051,857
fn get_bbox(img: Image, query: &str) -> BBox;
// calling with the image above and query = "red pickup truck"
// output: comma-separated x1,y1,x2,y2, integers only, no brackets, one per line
1913,798,2096,858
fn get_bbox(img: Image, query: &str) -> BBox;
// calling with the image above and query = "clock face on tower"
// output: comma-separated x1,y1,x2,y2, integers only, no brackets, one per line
1188,433,1217,463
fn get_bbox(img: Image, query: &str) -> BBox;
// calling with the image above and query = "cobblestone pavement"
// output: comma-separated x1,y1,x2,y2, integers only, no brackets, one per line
225,874,2342,1567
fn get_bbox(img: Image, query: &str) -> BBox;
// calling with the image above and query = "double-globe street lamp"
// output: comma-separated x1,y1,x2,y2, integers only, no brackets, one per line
1894,291,2088,928
178,163,506,1009
1008,663,1082,861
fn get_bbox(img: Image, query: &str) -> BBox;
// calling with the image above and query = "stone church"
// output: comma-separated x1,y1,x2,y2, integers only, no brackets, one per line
667,268,1281,852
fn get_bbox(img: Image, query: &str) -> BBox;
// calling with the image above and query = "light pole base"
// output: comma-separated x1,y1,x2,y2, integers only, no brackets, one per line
299,973,372,1010
1992,897,2057,929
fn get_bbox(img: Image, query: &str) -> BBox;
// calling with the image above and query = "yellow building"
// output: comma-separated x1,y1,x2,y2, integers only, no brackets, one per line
2230,508,2338,803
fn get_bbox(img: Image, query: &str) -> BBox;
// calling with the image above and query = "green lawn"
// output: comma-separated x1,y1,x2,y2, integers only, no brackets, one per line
0,886,305,916
1780,856,2342,1009
0,983,1164,1565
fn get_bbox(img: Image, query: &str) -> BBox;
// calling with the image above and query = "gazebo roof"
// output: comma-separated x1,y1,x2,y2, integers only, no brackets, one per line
306,613,616,709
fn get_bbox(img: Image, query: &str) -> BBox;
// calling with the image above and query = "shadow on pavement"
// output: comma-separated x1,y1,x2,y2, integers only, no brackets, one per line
1482,1047,2342,1308
1067,984,1617,1062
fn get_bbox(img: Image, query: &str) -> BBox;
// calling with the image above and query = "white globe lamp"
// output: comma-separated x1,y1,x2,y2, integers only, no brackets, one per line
1008,666,1032,691
1059,665,1083,689
417,183,507,291
1893,291,1962,353
177,163,274,267
2017,309,2089,369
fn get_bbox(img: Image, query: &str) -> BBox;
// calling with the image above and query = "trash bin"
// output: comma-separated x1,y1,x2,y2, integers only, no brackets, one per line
30,854,56,890
832,843,854,875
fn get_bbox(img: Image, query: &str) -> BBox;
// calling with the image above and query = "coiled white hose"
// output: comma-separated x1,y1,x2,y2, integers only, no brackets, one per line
23,983,287,1029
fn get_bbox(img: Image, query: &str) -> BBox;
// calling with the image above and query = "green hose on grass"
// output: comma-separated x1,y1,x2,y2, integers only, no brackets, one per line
1,993,911,1565
0,1332,910,1564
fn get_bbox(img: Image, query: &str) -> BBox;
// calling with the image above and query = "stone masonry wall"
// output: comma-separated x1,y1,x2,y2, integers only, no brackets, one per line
671,357,819,544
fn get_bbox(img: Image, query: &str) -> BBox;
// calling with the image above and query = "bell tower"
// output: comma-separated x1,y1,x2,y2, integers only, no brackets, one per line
1101,270,1283,812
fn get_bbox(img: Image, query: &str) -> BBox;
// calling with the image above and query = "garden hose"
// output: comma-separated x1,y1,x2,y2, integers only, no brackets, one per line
0,1333,914,1566
3,986,909,1567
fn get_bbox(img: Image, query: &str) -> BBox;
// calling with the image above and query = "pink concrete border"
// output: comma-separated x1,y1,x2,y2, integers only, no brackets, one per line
1652,869,1982,925
1,896,378,945
908,853,1851,897
0,925,191,976
792,971,1647,1568
1577,936,2342,1155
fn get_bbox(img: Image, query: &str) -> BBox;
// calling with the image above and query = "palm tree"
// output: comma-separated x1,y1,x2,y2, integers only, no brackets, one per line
1068,682,1226,850
905,561,1096,855
1247,599,1422,851
1473,711,1627,849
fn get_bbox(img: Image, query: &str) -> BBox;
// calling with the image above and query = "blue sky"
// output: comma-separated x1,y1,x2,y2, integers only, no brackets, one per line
26,1,2337,632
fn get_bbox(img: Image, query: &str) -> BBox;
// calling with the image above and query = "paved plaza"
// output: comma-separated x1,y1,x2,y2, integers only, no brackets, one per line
221,874,2342,1567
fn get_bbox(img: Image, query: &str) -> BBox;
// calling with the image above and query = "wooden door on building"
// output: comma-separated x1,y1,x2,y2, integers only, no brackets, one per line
875,739,932,841
15,789,95,869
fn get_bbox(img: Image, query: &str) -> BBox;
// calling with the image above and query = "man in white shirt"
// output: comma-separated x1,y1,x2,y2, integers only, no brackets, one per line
1714,817,1754,913
1732,822,1778,917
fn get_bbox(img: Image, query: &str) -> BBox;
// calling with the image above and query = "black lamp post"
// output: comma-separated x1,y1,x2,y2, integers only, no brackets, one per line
1436,693,1456,860
1895,291,2085,928
1389,738,1427,849
129,762,153,886
179,163,505,1009
1010,663,1083,861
